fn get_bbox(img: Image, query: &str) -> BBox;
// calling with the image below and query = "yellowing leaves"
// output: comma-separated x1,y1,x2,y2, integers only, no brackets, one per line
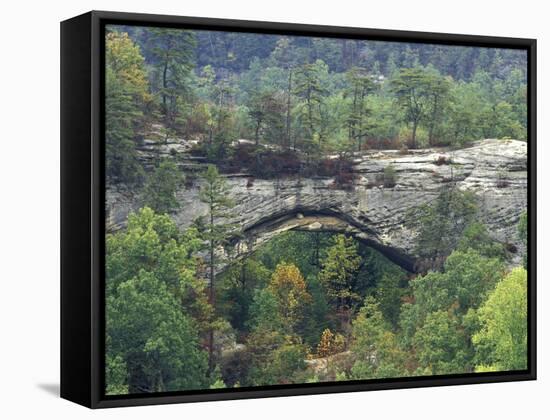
268,263,312,329
106,31,151,102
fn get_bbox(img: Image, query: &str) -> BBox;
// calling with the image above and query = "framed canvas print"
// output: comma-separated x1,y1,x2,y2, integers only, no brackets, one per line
60,11,536,408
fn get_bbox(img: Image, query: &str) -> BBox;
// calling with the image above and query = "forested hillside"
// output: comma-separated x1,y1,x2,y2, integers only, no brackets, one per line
104,25,529,395
106,26,527,184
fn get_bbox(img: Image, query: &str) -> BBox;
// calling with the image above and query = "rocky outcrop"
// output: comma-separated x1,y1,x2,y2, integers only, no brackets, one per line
106,139,528,271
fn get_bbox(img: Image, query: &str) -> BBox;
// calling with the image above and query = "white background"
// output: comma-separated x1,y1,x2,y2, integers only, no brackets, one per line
0,0,547,418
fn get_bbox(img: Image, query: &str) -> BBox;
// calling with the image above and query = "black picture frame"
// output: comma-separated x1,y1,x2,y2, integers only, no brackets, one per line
61,10,537,409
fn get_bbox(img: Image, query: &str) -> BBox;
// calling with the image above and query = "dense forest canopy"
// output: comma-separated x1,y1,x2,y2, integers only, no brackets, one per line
106,25,527,184
104,24,529,395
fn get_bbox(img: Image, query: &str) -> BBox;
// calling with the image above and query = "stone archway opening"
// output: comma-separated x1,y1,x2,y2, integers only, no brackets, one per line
225,209,417,273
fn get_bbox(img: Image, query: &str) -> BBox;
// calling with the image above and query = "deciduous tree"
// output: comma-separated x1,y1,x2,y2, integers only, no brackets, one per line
105,31,149,184
268,263,312,331
472,267,527,371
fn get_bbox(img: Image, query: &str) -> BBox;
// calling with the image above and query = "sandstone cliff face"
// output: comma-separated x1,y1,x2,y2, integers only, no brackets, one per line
106,139,527,271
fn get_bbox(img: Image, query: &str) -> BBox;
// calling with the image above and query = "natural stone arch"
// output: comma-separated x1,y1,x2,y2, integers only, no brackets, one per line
106,139,528,273
225,209,417,272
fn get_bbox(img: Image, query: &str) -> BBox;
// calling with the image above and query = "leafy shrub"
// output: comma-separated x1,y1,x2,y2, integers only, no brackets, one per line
383,165,398,187
374,164,398,188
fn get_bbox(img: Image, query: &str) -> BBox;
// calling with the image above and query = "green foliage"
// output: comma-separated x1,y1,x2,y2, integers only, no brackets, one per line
268,263,312,331
105,207,214,393
398,245,505,374
319,235,362,311
390,67,433,148
105,31,149,184
105,354,129,395
404,249,504,323
141,159,183,214
107,270,209,393
412,310,470,375
104,26,529,391
246,338,308,386
197,164,238,371
412,187,478,264
198,164,237,282
245,287,308,386
344,67,377,151
299,274,334,348
146,28,197,128
382,164,398,188
518,210,528,268
209,379,226,389
472,267,528,371
218,258,271,331
256,231,332,278
106,207,201,296
351,297,406,379
424,69,452,145
264,343,309,385
374,272,408,327
293,60,330,150
247,90,285,145
109,27,527,175
443,249,505,311
247,288,285,333
456,222,506,260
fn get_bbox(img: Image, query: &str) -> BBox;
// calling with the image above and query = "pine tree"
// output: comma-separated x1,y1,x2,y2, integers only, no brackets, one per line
425,70,452,145
319,235,361,331
344,67,377,151
247,90,284,146
147,28,196,129
293,60,329,150
389,67,432,148
141,159,183,214
198,164,237,372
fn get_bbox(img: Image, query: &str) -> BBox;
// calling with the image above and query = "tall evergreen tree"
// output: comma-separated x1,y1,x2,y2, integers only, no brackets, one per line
390,67,432,148
344,67,377,151
198,165,237,372
424,70,452,145
319,235,361,332
141,159,183,214
147,28,197,129
293,60,329,151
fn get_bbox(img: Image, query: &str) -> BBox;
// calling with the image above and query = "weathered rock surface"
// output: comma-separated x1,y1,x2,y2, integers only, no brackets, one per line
106,139,527,271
